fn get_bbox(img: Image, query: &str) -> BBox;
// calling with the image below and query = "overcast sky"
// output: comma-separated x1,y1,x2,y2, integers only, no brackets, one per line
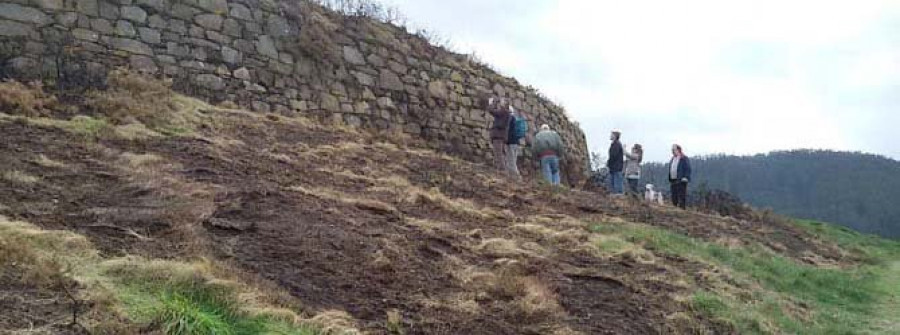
387,0,899,162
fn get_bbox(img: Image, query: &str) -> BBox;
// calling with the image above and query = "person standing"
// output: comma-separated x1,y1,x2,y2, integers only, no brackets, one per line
488,97,513,173
624,144,643,196
505,106,527,180
668,144,692,209
533,124,564,186
607,130,625,194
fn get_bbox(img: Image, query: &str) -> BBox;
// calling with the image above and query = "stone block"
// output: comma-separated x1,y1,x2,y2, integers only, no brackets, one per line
255,35,278,58
75,0,98,16
99,1,119,20
171,3,197,21
56,12,78,26
343,46,365,65
197,0,228,14
120,6,146,23
90,18,114,33
222,18,242,37
229,3,252,20
138,27,161,44
233,67,251,80
221,46,241,64
194,74,225,90
266,15,293,37
148,15,166,29
0,3,52,26
379,70,404,91
207,30,230,44
34,0,64,10
0,20,35,36
129,55,158,73
194,14,222,30
110,37,153,55
115,20,136,36
353,71,374,86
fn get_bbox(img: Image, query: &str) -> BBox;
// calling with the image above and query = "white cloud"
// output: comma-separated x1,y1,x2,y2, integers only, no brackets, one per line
389,0,900,161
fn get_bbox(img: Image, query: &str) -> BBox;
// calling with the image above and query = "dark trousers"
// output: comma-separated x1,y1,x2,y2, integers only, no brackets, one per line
670,180,688,209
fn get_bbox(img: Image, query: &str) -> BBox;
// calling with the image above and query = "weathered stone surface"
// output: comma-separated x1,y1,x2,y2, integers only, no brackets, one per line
251,101,270,112
75,0,98,16
130,55,158,73
197,0,228,14
138,27,161,44
221,46,241,64
167,19,187,33
56,12,77,26
194,74,225,90
229,3,252,20
266,15,293,37
171,4,196,21
110,37,153,55
136,0,166,11
0,4,52,25
428,81,449,100
194,14,222,30
255,35,278,59
120,6,146,23
320,93,340,112
0,19,35,36
379,70,404,91
147,14,166,29
377,97,396,110
353,71,374,86
34,0,64,10
222,18,242,37
166,42,189,57
206,30,230,44
233,67,251,80
99,1,118,20
343,46,365,65
115,20,136,36
90,18,113,33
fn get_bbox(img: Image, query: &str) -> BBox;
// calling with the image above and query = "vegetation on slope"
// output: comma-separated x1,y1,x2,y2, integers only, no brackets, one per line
644,151,900,238
593,219,900,334
0,216,358,334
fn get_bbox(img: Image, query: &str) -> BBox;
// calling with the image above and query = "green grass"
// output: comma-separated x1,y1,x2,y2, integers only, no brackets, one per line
111,272,321,335
592,221,900,334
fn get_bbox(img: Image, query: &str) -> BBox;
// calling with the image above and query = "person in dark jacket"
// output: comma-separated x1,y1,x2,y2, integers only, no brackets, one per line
607,130,625,194
488,97,513,172
505,106,526,180
668,144,692,209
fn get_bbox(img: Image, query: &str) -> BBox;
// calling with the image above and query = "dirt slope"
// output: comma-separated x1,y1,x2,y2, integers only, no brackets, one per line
0,79,847,334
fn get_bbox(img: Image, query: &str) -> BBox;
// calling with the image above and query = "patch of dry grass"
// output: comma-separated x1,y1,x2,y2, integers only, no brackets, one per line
3,170,40,185
0,80,57,117
33,154,66,169
288,185,399,215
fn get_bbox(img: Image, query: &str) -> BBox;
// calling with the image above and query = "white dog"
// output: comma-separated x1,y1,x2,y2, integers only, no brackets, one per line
645,184,665,205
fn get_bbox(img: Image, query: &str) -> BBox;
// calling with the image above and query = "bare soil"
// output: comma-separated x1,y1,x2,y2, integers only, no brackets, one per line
0,105,839,334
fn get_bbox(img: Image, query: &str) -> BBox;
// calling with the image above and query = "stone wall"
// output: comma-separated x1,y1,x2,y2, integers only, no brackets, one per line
0,0,590,184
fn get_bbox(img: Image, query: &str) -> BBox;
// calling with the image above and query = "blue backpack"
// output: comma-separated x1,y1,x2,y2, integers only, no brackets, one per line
512,115,528,140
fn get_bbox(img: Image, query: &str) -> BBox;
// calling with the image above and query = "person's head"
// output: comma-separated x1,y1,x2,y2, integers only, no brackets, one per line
632,143,643,154
499,98,510,109
610,130,621,141
541,124,550,132
672,144,683,156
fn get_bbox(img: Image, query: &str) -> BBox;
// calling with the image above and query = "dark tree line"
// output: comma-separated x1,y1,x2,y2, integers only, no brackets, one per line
643,150,900,238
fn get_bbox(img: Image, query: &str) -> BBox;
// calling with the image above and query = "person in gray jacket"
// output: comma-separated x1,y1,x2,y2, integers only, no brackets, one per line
533,124,564,185
624,144,643,196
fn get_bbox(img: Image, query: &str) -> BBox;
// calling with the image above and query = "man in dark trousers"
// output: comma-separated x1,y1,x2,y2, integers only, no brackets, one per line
488,97,513,173
607,130,625,194
668,144,692,209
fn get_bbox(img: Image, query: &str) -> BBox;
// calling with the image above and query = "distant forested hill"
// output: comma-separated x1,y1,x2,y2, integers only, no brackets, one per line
643,150,900,238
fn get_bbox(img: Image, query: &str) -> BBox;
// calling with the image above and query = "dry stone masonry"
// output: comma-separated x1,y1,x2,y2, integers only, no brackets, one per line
0,0,590,183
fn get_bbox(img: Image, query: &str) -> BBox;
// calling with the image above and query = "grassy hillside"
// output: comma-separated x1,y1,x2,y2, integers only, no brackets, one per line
1,73,898,334
644,151,900,238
